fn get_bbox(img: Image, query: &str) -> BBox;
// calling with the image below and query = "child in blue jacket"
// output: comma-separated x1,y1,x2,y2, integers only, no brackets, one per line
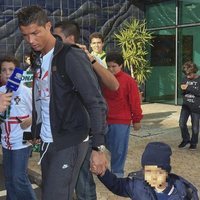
97,142,199,200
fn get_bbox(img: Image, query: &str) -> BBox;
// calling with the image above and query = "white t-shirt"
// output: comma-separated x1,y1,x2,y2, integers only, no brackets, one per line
36,48,54,143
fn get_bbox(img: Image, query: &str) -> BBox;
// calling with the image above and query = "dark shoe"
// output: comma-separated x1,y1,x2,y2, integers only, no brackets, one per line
178,141,190,148
189,144,197,150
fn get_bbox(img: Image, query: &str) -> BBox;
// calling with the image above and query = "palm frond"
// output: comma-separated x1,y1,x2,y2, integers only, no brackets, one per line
114,18,153,84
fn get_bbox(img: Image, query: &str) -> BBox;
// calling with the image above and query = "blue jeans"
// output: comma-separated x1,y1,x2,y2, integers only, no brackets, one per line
2,146,36,200
105,124,130,177
179,105,200,145
75,139,97,200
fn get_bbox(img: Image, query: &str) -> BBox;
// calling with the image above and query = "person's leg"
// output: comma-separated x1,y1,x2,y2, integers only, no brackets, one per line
2,147,17,200
105,124,130,177
41,141,89,200
3,146,36,200
75,139,97,200
179,106,191,146
190,112,200,147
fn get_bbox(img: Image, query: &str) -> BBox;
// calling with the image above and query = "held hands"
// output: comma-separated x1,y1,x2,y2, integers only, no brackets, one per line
90,150,108,176
0,92,12,112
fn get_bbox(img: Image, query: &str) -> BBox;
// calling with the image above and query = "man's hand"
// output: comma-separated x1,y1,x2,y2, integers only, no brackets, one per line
76,43,119,91
133,122,141,131
76,43,94,61
181,84,188,90
90,150,108,176
0,92,12,112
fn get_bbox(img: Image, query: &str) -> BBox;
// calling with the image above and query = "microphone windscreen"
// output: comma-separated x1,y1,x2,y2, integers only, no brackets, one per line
6,67,23,92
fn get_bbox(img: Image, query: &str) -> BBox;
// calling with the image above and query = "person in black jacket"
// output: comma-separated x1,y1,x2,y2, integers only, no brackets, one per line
17,6,108,200
178,61,200,150
53,20,119,200
94,142,199,200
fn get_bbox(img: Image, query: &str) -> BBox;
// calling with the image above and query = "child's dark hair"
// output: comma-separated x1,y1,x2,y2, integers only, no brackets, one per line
106,51,124,66
182,61,198,75
17,5,49,27
0,55,20,70
89,32,104,43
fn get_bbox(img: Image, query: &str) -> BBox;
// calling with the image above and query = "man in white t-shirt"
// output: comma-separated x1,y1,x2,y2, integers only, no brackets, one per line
17,6,108,200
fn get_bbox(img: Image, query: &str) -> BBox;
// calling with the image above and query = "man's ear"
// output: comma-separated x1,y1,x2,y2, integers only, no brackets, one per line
45,21,52,31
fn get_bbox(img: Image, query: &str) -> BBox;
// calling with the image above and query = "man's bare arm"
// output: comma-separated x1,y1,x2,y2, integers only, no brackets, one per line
76,44,119,91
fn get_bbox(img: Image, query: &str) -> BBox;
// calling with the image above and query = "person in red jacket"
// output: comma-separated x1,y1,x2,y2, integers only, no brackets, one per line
102,51,143,177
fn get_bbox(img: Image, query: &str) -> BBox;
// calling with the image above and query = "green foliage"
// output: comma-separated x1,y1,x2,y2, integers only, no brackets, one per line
114,18,153,84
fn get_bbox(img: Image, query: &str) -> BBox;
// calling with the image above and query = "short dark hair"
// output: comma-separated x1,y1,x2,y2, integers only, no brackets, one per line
89,32,104,43
17,5,49,27
0,55,20,70
54,20,80,43
106,51,124,66
182,61,198,75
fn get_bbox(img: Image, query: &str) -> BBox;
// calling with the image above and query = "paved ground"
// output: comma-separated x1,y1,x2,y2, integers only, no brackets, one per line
0,103,200,199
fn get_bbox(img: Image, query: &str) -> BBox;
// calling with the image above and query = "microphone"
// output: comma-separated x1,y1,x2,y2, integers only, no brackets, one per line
6,67,24,92
0,67,23,122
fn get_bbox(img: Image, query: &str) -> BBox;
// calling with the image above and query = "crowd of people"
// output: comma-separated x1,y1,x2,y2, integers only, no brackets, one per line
0,5,199,200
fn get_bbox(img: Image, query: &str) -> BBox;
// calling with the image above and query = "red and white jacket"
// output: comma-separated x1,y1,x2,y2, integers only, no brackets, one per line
0,84,32,150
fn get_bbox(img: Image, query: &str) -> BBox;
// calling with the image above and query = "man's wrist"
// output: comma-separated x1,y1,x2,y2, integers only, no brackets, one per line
91,59,96,64
92,145,106,152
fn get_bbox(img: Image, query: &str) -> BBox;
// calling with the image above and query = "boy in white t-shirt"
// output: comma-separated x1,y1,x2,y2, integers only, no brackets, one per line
0,55,36,200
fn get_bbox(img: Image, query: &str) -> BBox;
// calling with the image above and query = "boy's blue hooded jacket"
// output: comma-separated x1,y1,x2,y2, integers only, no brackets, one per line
98,170,199,200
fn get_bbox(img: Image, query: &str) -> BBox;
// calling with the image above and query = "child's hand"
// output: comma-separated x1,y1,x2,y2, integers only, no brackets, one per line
181,84,188,90
133,122,141,131
20,117,32,130
30,138,41,145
